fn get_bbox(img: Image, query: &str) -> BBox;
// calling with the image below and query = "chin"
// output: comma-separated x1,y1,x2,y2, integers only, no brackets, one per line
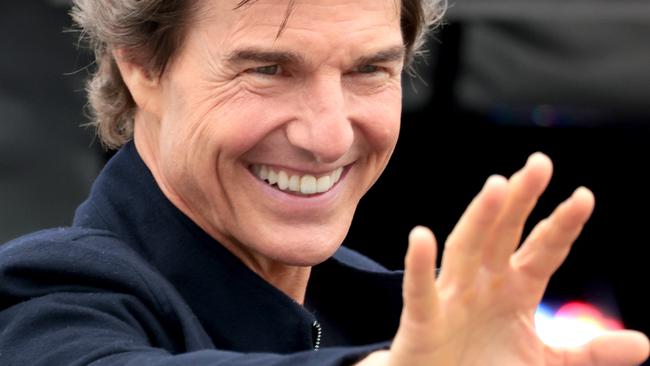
258,229,348,267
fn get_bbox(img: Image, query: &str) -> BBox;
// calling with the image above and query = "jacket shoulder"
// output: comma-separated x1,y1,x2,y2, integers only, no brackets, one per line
0,227,174,315
332,246,391,273
1,227,140,273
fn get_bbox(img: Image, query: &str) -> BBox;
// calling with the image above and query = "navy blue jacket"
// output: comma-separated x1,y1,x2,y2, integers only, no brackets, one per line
0,142,403,365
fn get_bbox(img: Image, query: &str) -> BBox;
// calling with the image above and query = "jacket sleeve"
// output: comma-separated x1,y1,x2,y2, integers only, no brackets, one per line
0,293,387,365
0,234,389,366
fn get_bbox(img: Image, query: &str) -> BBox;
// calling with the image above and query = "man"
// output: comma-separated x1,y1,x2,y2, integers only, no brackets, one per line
0,0,648,365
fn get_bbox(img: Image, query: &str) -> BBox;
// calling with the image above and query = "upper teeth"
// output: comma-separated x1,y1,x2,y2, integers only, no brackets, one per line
252,165,344,195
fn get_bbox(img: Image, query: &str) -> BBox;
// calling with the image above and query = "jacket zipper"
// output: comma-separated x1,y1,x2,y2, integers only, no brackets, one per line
312,320,322,351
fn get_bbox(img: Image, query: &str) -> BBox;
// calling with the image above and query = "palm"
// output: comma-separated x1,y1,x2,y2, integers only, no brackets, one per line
384,153,650,366
431,266,550,365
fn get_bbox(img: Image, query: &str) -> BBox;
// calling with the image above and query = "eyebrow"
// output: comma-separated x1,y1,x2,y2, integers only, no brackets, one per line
354,45,406,66
225,45,406,67
225,48,305,66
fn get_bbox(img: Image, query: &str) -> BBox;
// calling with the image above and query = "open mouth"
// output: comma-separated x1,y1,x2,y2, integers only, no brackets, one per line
250,164,344,196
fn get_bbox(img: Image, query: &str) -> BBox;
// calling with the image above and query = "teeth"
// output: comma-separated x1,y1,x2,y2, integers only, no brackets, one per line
251,165,344,195
278,171,289,191
300,175,317,195
259,166,269,181
316,176,331,193
332,167,342,183
267,170,278,185
289,175,300,192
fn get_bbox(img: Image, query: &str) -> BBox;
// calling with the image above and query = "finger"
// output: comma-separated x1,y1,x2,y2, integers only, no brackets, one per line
482,152,553,272
401,226,439,325
512,187,595,284
437,175,508,289
392,227,440,363
546,330,650,366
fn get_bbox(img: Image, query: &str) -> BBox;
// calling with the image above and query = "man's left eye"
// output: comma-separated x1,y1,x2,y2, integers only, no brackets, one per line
252,65,281,75
356,65,380,74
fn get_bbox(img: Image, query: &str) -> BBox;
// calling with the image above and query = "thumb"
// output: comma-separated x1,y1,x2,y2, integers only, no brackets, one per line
353,228,440,366
556,330,650,366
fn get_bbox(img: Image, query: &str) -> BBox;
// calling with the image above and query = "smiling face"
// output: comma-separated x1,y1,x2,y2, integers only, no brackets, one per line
132,0,404,270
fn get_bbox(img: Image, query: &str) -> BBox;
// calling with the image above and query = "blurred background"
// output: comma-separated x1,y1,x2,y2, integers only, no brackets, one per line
1,0,648,358
0,0,102,241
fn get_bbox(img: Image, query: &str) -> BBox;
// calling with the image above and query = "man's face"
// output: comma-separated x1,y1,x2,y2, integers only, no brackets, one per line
142,0,404,267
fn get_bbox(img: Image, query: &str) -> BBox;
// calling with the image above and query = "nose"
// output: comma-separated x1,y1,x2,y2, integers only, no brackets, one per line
286,76,354,164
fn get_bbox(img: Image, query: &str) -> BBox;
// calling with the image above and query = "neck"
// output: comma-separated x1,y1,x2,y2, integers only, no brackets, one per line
211,235,312,304
247,259,312,304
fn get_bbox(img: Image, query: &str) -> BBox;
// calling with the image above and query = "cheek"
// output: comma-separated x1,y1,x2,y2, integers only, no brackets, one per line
198,89,313,160
207,98,280,155
352,89,402,153
161,83,266,159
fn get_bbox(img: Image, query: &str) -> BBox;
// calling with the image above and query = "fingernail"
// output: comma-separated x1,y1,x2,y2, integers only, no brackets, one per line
526,152,552,167
572,186,592,199
527,152,542,165
484,174,506,189
409,226,432,242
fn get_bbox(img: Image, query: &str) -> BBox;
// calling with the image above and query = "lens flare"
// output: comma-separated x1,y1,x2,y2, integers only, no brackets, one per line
535,301,623,348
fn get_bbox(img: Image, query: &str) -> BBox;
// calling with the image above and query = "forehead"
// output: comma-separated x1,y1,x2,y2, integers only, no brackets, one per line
191,0,403,57
199,0,401,25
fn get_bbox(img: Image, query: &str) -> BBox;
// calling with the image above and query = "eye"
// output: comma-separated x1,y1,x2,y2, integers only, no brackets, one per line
249,64,281,76
356,65,380,74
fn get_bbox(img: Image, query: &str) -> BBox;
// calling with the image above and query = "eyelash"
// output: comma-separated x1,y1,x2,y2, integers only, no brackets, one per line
355,65,381,74
248,65,282,76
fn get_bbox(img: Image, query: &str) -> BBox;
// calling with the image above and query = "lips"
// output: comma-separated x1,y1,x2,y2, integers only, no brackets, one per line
251,164,344,195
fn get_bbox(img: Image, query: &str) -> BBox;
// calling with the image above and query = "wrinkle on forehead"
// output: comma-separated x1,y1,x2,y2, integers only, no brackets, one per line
235,0,296,38
199,0,400,40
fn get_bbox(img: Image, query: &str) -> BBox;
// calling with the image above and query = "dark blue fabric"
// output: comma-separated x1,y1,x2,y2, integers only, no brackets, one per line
0,142,403,365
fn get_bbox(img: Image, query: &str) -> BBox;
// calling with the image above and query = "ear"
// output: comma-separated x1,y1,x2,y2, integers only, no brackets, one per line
113,48,162,118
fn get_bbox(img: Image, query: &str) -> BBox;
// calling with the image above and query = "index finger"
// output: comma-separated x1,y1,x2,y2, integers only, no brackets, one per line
437,174,508,290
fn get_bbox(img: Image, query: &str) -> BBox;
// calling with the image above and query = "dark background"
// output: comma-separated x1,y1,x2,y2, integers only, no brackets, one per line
1,0,648,357
346,4,650,353
0,1,102,241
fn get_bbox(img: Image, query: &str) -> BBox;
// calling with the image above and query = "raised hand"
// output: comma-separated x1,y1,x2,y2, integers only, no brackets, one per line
358,153,650,366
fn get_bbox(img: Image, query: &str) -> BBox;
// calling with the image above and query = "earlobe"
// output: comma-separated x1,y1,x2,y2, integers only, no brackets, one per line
113,48,162,117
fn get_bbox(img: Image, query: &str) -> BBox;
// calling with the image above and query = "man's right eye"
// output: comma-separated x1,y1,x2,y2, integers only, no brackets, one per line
249,65,281,76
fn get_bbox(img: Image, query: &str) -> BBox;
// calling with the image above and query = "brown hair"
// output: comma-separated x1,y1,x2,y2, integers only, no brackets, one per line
71,0,445,149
